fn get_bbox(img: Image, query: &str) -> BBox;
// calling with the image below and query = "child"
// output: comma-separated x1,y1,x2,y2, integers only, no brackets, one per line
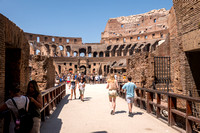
122,76,137,117
79,78,85,102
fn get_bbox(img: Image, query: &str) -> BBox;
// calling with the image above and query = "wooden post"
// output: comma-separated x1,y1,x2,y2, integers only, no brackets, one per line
156,93,161,118
140,90,144,109
168,96,170,126
186,100,192,133
170,97,176,126
147,92,151,113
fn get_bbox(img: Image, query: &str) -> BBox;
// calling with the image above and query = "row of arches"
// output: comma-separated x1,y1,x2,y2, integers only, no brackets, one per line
31,41,157,57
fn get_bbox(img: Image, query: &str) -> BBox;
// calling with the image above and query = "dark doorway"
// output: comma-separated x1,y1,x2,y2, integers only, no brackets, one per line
186,51,200,97
80,65,86,75
5,48,21,100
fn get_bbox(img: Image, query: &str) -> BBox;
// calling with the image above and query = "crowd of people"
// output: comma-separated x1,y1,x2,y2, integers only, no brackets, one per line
0,72,135,133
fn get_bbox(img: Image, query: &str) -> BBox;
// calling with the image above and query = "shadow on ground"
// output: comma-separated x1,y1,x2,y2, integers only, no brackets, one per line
83,97,92,101
115,110,127,114
40,94,70,133
91,131,108,133
132,112,143,116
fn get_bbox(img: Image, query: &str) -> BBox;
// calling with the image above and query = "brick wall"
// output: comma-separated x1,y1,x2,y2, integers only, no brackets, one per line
0,13,29,132
30,55,55,90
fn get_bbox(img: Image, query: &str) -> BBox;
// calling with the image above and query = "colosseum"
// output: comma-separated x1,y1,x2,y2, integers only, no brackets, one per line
25,8,169,84
1,1,200,132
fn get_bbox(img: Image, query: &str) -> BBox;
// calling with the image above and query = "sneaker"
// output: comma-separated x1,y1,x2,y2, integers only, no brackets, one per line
112,111,115,115
128,112,132,117
110,110,113,115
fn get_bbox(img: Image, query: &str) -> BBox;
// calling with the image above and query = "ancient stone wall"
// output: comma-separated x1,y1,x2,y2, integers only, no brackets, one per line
0,13,29,132
169,1,200,96
30,55,55,91
101,8,169,44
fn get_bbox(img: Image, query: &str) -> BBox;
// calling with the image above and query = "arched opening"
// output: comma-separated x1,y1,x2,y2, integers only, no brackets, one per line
79,48,86,57
93,52,98,57
45,44,50,55
36,49,40,55
59,45,64,51
74,51,78,57
110,68,113,73
66,46,71,57
52,45,57,57
69,68,73,74
66,52,70,57
105,51,110,57
88,53,92,57
107,66,110,73
80,65,86,75
58,65,61,74
99,51,104,57
104,65,106,72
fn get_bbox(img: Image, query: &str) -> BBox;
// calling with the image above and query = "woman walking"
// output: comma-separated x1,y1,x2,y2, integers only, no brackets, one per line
69,76,77,100
106,75,119,115
79,78,85,102
27,80,42,133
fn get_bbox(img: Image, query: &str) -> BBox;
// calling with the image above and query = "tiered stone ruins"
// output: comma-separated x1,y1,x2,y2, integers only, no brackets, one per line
0,0,200,132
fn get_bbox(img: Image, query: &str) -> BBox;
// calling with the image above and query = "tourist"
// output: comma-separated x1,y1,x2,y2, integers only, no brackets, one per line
78,78,85,102
106,74,119,115
0,83,30,133
122,76,137,117
27,80,42,133
69,75,77,100
66,74,71,84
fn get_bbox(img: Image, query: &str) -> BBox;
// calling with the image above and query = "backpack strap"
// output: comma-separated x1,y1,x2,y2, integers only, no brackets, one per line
24,96,27,111
11,98,18,110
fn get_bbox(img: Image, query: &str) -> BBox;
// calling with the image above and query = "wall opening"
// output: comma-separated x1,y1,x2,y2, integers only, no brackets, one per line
37,37,40,42
5,48,21,100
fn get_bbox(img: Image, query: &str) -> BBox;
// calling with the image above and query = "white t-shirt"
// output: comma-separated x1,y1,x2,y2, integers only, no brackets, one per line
5,95,29,118
79,82,85,90
5,95,29,133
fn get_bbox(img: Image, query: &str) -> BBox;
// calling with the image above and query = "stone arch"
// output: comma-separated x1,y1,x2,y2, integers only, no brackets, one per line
73,51,78,57
105,51,110,57
44,44,50,55
80,65,86,75
93,52,98,57
99,51,104,57
88,46,92,57
123,44,131,56
36,49,41,55
79,48,86,57
52,45,57,57
111,45,118,57
129,43,137,55
66,46,71,57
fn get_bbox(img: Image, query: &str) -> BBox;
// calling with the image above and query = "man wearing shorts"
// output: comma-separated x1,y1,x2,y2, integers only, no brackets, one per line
122,76,137,117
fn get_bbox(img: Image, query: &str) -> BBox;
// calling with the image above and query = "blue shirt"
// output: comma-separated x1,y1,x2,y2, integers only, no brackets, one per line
122,82,137,97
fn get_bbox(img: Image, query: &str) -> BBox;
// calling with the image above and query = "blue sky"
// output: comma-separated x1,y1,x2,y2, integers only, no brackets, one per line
0,0,173,43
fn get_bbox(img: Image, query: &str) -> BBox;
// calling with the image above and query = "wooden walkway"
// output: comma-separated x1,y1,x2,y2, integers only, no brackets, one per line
40,84,180,133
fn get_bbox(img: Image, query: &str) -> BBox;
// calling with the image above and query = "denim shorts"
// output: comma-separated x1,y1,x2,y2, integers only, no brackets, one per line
126,97,134,103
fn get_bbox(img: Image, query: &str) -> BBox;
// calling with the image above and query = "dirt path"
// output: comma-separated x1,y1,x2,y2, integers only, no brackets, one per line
40,84,180,133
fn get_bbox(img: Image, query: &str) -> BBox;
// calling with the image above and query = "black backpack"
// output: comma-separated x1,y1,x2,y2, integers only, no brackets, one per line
11,97,33,133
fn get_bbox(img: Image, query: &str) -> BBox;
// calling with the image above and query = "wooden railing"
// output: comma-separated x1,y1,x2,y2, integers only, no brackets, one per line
40,83,66,121
118,82,200,133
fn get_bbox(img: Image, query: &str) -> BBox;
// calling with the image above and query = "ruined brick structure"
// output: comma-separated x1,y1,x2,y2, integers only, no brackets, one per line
29,55,55,90
0,14,30,132
126,1,200,98
1,0,200,132
25,9,169,79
